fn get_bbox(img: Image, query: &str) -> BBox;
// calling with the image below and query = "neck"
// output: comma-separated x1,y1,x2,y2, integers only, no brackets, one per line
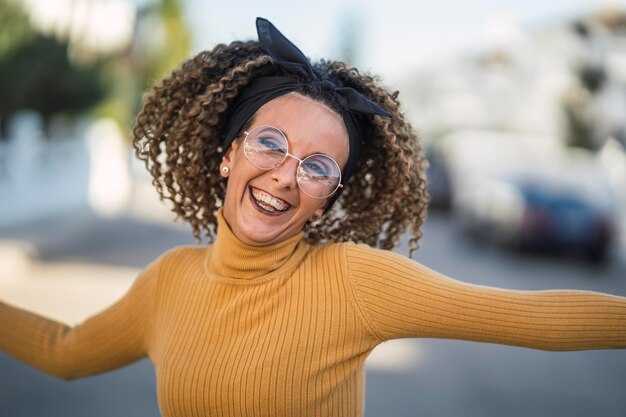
205,209,309,282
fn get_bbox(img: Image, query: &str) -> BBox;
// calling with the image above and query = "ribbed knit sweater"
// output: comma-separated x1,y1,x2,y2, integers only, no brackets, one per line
2,210,626,417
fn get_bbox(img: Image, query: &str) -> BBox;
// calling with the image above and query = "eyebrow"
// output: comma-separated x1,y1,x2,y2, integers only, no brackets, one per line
275,125,290,141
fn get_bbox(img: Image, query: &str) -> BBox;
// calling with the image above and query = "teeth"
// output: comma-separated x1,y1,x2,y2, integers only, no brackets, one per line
251,188,290,212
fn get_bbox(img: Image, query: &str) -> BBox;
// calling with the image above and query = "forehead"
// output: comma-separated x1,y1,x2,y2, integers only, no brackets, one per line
250,93,349,166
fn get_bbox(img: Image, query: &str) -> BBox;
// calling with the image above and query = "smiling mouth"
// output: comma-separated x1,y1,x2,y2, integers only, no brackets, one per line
249,186,292,215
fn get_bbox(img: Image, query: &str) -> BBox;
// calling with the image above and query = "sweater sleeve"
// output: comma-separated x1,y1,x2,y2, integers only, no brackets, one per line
344,243,626,351
0,253,163,380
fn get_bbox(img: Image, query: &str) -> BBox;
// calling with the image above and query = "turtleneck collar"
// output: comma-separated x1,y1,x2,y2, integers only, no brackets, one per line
204,209,310,284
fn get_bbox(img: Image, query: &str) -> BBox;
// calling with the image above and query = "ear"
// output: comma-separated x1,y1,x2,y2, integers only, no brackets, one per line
222,140,239,163
219,142,239,177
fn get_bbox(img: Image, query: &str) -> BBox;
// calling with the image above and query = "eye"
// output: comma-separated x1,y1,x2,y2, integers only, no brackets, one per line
256,136,286,156
258,136,282,149
303,158,331,177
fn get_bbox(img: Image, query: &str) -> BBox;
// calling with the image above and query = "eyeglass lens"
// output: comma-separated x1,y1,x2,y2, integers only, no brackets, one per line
243,126,341,198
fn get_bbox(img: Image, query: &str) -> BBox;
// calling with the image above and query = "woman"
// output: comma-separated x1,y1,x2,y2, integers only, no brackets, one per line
1,18,626,417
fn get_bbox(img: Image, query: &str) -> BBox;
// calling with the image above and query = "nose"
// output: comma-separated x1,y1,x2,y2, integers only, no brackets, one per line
270,155,299,190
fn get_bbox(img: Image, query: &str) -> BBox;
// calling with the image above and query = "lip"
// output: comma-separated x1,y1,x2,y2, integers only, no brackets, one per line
248,186,293,216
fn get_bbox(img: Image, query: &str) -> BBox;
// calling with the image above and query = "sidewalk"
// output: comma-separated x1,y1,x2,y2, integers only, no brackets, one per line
0,188,194,325
0,239,139,325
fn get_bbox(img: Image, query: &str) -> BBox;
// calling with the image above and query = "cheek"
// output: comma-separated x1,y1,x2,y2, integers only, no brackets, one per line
222,172,246,211
299,196,326,215
226,153,253,192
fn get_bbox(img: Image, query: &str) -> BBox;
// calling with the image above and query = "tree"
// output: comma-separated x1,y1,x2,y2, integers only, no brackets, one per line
0,0,106,136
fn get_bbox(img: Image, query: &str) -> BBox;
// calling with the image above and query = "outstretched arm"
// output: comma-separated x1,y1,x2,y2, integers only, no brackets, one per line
345,244,626,350
0,254,163,380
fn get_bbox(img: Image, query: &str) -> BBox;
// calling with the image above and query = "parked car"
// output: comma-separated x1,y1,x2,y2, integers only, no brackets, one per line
425,146,452,210
455,177,614,264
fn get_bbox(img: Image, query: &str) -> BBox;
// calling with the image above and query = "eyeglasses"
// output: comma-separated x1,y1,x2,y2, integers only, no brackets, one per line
242,125,343,199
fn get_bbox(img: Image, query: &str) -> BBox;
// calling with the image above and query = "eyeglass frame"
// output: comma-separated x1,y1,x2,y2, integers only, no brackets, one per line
241,125,344,199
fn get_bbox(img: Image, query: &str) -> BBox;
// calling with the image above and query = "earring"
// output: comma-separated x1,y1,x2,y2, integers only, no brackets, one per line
221,166,230,175
311,213,319,221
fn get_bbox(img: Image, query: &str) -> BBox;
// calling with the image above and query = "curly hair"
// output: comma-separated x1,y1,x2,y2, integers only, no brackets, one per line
132,40,430,256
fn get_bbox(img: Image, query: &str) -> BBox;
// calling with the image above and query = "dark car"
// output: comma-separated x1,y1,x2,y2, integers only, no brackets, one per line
514,182,612,262
456,178,614,263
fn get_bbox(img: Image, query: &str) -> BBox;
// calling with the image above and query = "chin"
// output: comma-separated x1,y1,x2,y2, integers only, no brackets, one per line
231,202,303,246
238,220,302,246
240,220,285,245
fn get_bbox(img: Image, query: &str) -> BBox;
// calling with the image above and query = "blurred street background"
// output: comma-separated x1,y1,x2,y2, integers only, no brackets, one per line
1,0,626,416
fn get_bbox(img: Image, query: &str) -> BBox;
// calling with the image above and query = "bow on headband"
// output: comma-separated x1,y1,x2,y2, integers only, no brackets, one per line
221,17,391,190
255,18,391,117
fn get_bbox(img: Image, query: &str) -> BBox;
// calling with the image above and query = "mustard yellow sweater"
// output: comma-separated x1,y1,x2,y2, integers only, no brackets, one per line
2,210,626,417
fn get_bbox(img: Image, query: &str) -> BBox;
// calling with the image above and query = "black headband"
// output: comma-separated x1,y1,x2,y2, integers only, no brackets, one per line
221,17,391,186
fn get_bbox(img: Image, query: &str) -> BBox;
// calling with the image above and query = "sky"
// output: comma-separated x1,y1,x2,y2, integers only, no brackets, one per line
183,0,625,85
